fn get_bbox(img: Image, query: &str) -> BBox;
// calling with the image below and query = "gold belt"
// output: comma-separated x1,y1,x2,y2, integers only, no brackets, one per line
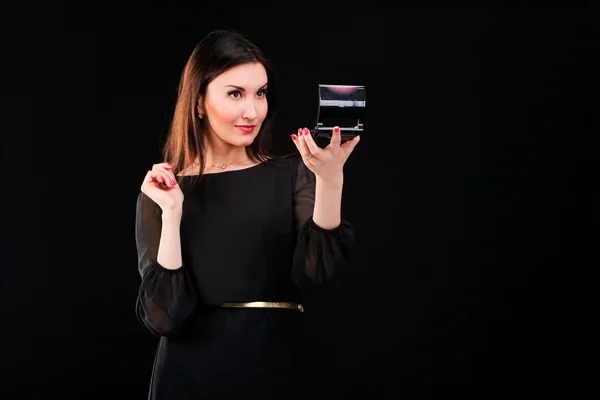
219,301,304,313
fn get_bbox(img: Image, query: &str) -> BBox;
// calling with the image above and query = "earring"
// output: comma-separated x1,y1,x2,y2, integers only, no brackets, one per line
198,113,204,119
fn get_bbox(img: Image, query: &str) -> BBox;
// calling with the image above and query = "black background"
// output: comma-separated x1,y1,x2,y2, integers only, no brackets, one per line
3,2,593,398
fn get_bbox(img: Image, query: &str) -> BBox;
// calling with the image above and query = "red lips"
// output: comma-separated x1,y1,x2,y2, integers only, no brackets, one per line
235,125,255,133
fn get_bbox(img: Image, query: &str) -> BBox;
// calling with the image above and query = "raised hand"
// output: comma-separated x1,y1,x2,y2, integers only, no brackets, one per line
140,163,184,212
291,126,360,183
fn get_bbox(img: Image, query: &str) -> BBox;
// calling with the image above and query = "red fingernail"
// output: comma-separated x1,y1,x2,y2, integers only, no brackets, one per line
291,134,297,140
334,126,340,132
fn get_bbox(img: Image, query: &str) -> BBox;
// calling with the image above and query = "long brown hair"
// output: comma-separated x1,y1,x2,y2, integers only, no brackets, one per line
162,30,276,182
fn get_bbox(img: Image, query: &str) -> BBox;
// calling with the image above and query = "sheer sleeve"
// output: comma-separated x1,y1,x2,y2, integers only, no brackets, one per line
134,192,197,337
290,159,355,289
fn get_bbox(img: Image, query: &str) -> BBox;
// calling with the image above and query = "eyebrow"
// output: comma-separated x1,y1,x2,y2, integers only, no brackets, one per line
225,83,268,91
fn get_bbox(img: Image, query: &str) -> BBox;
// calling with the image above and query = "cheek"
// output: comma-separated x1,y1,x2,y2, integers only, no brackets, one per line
211,103,240,124
258,101,269,119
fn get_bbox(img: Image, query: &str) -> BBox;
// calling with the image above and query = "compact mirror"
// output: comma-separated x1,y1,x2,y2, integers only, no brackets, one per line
311,84,366,140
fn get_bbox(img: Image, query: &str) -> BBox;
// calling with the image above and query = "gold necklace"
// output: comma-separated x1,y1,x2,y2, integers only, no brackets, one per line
207,157,250,170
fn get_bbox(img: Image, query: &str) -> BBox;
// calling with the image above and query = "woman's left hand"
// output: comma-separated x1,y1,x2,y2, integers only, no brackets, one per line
291,126,360,183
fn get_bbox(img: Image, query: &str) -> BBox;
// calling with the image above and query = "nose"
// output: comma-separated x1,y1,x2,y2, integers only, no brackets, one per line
243,99,258,121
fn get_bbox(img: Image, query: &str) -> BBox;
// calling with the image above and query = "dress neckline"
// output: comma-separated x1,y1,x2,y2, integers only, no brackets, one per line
177,159,268,178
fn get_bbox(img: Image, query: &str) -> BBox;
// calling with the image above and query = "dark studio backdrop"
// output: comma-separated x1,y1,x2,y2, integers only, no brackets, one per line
3,2,593,399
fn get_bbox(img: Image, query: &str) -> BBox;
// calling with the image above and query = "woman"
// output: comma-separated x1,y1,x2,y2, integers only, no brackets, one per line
135,29,359,399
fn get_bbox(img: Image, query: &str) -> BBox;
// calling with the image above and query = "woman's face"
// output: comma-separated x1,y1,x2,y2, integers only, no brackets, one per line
200,62,269,148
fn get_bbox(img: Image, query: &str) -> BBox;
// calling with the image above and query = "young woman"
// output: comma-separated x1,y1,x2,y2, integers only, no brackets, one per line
135,29,359,399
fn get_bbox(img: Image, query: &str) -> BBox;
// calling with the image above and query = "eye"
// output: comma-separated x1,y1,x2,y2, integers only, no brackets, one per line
228,90,242,99
257,88,268,98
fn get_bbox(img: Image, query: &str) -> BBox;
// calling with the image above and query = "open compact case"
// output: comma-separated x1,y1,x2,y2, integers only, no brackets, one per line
310,84,366,141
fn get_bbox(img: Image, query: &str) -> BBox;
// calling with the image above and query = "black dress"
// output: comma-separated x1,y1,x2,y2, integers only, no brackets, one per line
134,154,354,399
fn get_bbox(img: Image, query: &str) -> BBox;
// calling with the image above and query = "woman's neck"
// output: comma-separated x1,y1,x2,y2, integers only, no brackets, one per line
205,148,249,166
203,133,250,166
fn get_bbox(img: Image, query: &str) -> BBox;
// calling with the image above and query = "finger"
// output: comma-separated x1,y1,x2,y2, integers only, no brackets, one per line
297,129,313,159
156,170,175,187
290,132,300,150
302,128,322,157
292,129,303,152
340,135,360,155
153,166,177,186
161,171,177,186
330,126,342,148
143,170,155,185
143,170,164,189
154,162,174,170
163,167,177,184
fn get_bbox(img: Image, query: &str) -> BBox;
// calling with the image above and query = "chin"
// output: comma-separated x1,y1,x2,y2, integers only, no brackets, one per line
228,137,254,148
237,133,259,147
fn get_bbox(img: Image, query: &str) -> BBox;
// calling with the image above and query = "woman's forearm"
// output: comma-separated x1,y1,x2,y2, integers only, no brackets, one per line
312,175,343,230
157,208,183,270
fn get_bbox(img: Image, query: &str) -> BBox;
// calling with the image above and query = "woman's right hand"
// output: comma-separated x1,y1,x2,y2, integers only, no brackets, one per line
140,163,184,212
